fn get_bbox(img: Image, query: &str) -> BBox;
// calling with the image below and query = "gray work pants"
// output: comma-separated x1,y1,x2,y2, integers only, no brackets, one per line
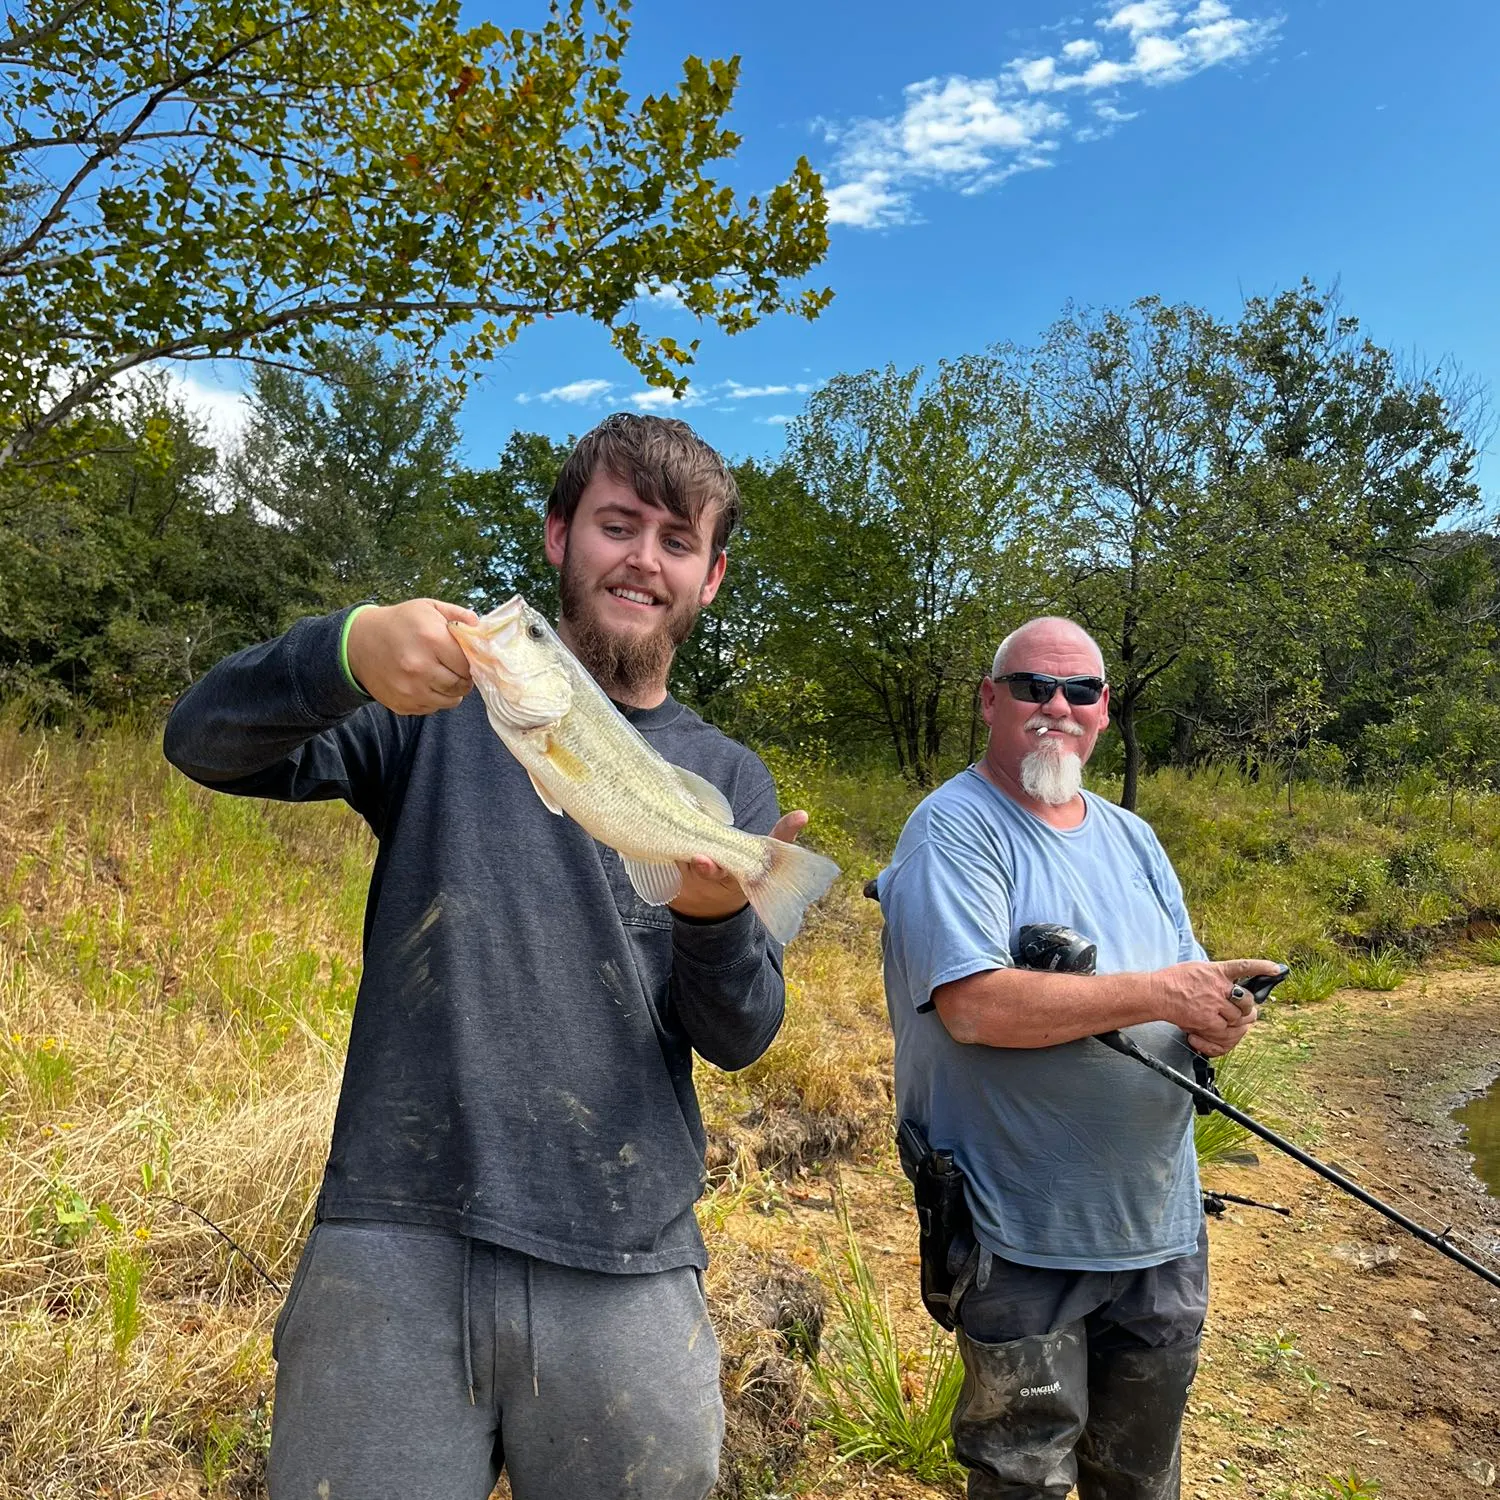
952,1224,1209,1500
267,1220,723,1500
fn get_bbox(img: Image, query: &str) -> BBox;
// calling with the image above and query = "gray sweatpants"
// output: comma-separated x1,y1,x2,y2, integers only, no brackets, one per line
267,1220,723,1500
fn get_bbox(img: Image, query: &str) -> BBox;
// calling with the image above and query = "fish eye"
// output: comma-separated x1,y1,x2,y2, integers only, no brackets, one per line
526,623,544,641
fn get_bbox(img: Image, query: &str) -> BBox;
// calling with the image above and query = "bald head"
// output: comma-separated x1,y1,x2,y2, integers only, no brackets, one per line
991,617,1106,680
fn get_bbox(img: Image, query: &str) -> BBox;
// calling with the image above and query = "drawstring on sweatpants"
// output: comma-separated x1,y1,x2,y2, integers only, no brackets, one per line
462,1236,475,1405
525,1255,539,1397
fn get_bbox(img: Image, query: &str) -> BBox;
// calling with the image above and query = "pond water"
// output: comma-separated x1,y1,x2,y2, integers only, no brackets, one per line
1454,1073,1500,1199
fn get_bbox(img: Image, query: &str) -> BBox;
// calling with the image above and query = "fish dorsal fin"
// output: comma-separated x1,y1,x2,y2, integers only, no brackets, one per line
670,764,735,825
525,768,564,816
623,855,683,906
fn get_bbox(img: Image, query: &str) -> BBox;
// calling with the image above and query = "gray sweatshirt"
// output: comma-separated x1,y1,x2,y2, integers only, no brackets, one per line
163,607,786,1273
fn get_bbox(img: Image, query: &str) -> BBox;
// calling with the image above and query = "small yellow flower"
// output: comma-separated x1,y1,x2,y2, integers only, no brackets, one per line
42,1037,57,1050
58,1122,77,1132
133,1226,150,1242
9,1033,21,1045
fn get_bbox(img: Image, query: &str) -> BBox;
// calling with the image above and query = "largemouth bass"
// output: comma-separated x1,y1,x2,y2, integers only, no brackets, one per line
450,595,840,943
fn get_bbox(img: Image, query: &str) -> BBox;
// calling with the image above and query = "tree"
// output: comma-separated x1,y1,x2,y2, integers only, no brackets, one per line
772,358,1040,783
224,340,470,605
1030,298,1242,810
449,430,567,617
1033,286,1487,810
0,375,306,715
1,0,830,476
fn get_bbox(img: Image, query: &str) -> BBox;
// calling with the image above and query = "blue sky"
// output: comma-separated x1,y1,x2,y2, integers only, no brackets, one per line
178,0,1500,495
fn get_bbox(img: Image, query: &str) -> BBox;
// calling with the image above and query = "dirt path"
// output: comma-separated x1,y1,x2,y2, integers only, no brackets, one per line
731,966,1500,1499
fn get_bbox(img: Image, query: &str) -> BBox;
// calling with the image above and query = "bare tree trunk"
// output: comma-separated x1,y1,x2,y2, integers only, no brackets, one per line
1119,694,1141,811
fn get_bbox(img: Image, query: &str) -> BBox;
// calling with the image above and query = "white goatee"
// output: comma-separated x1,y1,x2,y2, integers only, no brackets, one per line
1020,746,1083,805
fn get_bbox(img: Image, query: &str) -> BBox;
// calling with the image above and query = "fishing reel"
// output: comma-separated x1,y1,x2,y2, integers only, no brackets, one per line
1013,922,1290,1008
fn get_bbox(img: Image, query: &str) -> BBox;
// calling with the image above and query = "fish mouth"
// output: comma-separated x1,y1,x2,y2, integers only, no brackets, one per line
448,595,531,665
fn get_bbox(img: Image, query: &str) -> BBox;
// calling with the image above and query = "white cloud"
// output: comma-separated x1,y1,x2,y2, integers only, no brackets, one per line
1100,1,1179,35
115,364,251,450
825,175,910,228
516,378,614,406
721,380,813,400
823,78,1065,227
628,386,704,412
759,414,794,426
171,371,252,449
635,282,686,310
823,1,1278,227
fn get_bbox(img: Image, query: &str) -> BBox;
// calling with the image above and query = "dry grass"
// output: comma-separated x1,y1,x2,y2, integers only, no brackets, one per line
7,726,1489,1498
0,726,887,1498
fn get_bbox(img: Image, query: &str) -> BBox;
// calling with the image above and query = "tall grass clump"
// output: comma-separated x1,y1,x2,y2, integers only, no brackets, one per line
1193,1036,1287,1166
808,1205,966,1486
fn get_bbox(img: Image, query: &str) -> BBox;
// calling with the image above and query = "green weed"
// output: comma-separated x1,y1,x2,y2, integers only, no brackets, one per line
1195,1038,1284,1166
201,1413,245,1486
1469,935,1500,965
809,1206,966,1485
1343,947,1405,991
1320,1471,1382,1498
106,1245,144,1359
1280,958,1344,1005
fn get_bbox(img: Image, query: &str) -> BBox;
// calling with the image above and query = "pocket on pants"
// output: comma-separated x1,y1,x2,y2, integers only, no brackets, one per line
953,1321,1088,1496
270,1224,323,1362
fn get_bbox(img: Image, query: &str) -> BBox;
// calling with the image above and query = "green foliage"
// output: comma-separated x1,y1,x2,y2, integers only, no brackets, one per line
1342,947,1405,991
224,342,472,607
450,431,568,616
1194,1039,1284,1166
106,1246,145,1359
1031,284,1482,810
1279,959,1345,1005
1,0,830,477
28,1179,121,1248
809,1208,966,1485
765,357,1042,783
1320,1471,1382,1499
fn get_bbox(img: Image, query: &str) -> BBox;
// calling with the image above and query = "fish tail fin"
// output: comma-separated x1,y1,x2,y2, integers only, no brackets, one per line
745,838,841,945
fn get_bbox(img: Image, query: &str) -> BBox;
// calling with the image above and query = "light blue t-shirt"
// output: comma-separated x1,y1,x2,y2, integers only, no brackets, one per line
878,768,1208,1271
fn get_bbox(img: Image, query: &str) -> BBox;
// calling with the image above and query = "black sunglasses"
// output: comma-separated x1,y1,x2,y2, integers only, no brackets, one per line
994,671,1106,706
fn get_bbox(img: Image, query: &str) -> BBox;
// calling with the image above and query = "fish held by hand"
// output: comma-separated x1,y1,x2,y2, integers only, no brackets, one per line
449,596,840,944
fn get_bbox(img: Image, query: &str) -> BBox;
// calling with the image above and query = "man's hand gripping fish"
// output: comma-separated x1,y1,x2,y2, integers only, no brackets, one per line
450,596,841,944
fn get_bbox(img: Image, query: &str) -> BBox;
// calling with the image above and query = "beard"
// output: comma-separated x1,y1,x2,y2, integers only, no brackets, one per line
1019,743,1084,805
559,544,703,699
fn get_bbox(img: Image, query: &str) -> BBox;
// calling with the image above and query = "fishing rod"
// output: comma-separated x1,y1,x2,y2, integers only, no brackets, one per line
1012,920,1500,1294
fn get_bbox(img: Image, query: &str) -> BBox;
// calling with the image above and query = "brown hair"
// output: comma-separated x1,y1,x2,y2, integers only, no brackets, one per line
547,412,741,557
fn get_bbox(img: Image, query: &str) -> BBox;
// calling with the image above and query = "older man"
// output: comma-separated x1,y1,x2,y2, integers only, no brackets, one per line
877,616,1279,1500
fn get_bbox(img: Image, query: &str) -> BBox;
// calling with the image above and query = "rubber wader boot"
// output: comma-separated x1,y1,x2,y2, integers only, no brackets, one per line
1075,1341,1201,1500
952,1320,1087,1499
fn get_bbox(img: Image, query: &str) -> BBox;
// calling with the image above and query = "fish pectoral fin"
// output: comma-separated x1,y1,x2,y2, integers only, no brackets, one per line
622,855,683,907
669,764,735,825
525,769,565,816
542,734,590,782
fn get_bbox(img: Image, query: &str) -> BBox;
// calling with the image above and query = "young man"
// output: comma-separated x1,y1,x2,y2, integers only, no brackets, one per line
877,616,1280,1500
165,414,809,1500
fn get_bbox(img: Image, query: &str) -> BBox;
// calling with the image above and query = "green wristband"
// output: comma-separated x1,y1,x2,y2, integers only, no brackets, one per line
339,604,374,697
